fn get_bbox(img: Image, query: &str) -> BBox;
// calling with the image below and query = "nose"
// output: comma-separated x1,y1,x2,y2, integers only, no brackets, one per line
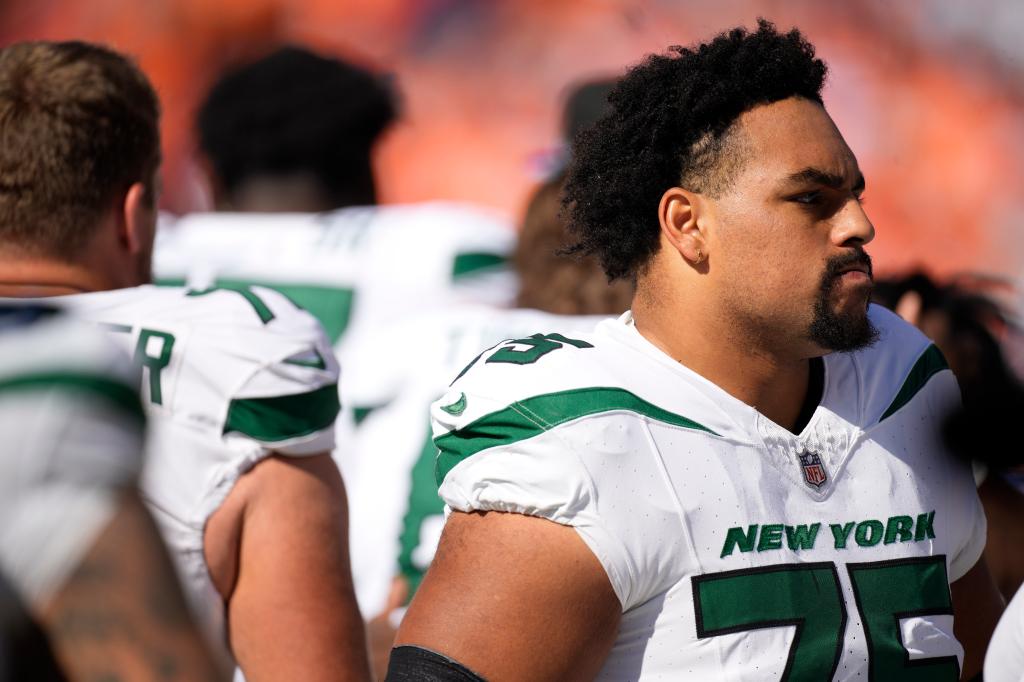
832,198,875,248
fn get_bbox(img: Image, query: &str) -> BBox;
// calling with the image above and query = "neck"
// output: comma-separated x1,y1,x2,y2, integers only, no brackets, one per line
632,279,814,432
224,173,376,213
0,255,114,297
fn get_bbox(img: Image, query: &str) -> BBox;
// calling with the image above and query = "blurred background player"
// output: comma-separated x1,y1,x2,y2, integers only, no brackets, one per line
153,46,516,400
871,273,1024,682
0,306,226,681
196,45,391,213
152,45,516,624
873,272,1024,602
0,41,370,680
353,81,632,671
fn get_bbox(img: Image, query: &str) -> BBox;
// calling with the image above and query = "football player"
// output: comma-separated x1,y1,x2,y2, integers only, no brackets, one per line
391,21,1003,681
352,168,633,672
0,41,370,680
346,78,632,625
0,306,226,681
154,47,516,420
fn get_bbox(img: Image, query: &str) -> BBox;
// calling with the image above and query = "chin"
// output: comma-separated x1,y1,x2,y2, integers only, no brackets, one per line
808,300,879,353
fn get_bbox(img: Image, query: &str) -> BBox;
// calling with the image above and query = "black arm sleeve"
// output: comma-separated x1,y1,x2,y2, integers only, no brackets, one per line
385,645,487,682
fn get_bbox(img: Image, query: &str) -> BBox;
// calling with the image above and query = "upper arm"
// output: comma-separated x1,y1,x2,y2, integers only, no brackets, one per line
951,555,1004,681
395,510,621,682
215,452,370,682
43,491,228,682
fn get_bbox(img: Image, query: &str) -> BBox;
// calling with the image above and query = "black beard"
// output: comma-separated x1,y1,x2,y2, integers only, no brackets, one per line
807,250,879,352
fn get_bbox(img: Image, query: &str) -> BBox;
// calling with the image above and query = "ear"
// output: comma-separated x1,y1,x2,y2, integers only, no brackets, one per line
658,186,708,266
119,181,153,256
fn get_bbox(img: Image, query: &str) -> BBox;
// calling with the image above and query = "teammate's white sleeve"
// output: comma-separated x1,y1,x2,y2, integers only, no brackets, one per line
0,317,144,607
985,584,1024,682
196,285,341,458
433,387,684,612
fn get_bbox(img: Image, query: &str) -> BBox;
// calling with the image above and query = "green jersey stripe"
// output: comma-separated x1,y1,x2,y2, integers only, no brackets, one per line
451,252,507,279
224,383,340,442
434,386,717,486
878,345,949,423
0,372,144,423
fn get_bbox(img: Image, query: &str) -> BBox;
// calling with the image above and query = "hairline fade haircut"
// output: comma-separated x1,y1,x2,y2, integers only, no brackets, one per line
562,19,828,282
0,41,160,260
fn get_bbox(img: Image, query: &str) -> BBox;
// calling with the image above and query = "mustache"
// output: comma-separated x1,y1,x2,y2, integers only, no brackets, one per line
824,250,873,281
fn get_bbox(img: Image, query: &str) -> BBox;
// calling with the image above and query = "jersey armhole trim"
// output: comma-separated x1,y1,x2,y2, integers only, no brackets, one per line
223,382,339,442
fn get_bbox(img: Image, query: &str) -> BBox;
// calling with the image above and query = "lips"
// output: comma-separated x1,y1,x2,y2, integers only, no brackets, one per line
829,251,873,282
837,263,870,277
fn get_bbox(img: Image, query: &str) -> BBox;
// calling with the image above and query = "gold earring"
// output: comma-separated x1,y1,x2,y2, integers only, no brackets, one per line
695,248,704,264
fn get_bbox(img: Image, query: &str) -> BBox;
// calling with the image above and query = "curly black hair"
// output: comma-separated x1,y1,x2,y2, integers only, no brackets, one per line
197,46,397,205
563,19,828,281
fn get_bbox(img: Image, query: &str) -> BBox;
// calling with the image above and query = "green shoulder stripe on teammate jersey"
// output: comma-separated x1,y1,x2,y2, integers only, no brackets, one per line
434,386,717,486
451,252,507,279
224,383,340,442
0,372,144,423
878,344,949,422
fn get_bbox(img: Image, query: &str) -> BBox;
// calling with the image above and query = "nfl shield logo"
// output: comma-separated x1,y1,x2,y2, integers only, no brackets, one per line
799,451,827,488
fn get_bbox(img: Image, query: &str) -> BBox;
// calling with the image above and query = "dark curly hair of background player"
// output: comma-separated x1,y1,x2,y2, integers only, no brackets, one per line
197,46,397,207
562,19,828,282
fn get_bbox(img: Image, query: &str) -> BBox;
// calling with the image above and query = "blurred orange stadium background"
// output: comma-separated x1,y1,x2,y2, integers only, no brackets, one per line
2,0,1022,280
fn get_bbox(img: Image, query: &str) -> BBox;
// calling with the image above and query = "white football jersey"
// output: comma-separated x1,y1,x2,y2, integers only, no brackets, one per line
153,202,516,350
26,285,340,661
985,584,1024,682
433,305,985,681
342,305,610,616
0,306,143,609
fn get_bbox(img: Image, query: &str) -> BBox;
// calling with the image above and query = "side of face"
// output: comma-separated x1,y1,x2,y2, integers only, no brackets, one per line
700,96,876,354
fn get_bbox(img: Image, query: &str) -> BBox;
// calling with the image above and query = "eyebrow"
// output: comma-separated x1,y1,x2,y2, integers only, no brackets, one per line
785,167,866,193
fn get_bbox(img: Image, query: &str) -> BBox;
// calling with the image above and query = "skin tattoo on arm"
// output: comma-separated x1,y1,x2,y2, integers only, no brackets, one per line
42,491,227,682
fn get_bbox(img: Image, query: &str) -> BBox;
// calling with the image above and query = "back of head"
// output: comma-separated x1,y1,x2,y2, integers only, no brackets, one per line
515,171,633,316
563,19,826,282
0,41,160,261
197,46,397,211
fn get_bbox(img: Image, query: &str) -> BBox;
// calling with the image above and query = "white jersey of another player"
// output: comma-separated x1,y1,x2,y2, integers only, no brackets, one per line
342,305,610,615
433,305,984,681
153,202,515,351
985,584,1024,682
0,306,143,612
37,285,340,661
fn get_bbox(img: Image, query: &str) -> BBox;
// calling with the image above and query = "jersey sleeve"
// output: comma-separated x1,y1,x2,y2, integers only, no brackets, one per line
219,286,341,456
432,353,685,612
0,314,144,605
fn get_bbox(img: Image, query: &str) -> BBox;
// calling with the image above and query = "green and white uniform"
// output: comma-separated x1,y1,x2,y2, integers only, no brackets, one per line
153,201,515,361
0,306,144,609
342,305,608,615
433,305,985,681
985,584,1024,682
45,285,339,662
